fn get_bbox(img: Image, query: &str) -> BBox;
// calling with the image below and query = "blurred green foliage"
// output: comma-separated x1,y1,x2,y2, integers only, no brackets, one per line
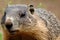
37,3,47,9
0,32,2,40
38,3,43,8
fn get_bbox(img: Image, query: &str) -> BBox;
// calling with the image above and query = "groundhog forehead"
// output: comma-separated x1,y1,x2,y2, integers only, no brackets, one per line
5,4,28,13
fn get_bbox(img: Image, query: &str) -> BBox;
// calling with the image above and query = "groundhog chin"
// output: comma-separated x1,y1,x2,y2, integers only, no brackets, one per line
5,24,38,40
7,30,38,40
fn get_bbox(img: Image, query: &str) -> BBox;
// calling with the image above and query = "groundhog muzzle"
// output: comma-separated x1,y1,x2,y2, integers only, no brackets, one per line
1,4,60,40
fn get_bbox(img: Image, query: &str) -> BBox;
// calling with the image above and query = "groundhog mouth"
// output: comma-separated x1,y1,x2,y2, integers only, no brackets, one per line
8,31,37,40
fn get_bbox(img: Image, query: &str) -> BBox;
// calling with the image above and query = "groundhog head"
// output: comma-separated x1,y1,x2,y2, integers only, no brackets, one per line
1,4,47,40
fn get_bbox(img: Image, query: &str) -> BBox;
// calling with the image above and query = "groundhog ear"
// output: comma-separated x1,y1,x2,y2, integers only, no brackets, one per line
29,5,34,14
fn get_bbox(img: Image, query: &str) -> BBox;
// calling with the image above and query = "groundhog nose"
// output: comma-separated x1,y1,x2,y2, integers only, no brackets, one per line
5,19,13,30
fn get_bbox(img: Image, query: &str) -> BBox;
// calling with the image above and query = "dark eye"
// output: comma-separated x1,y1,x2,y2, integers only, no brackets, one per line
20,13,25,18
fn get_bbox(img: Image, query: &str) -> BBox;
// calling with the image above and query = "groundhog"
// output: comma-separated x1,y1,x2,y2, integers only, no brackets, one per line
1,4,60,40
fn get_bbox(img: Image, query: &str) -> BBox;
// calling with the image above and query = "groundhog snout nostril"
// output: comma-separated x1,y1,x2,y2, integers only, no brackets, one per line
5,23,13,30
5,19,13,30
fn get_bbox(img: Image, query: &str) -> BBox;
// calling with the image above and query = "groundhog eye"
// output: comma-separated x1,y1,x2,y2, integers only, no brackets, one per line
20,13,25,18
